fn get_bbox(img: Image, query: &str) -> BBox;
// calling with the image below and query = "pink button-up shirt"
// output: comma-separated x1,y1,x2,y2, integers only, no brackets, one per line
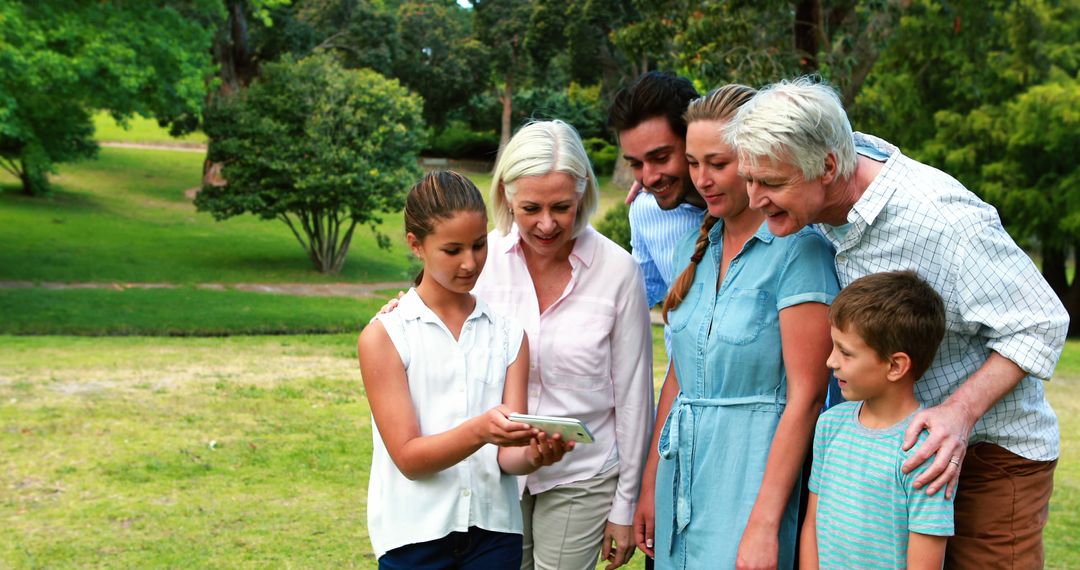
474,225,654,525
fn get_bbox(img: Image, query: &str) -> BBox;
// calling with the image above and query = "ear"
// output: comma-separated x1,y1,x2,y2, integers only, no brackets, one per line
820,152,838,186
406,232,424,260
885,352,912,383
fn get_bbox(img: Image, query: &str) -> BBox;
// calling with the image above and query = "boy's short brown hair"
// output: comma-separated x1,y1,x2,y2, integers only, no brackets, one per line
830,270,946,381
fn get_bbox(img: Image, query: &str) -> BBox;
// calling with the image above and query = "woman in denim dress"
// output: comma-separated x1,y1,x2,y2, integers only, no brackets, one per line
633,85,839,569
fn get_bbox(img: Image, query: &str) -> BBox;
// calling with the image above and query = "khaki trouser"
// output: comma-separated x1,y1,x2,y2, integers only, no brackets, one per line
520,467,619,570
946,443,1057,570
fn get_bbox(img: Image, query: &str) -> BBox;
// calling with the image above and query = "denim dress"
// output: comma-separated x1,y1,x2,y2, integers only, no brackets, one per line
654,221,839,569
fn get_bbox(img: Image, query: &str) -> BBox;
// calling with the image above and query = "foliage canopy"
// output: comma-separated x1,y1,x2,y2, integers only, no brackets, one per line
195,54,424,274
0,0,220,195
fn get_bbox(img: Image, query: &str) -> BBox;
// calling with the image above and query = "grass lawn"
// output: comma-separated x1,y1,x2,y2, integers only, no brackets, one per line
0,148,412,285
93,112,208,145
0,146,627,335
0,288,385,336
2,333,1077,568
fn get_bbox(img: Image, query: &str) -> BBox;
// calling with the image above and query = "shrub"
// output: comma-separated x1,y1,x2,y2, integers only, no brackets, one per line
595,202,631,252
423,121,499,159
583,137,617,177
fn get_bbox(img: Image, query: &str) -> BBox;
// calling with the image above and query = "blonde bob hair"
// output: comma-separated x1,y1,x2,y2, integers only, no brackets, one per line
489,119,599,237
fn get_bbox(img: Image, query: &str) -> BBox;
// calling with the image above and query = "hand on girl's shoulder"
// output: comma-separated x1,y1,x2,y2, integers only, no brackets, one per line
370,290,407,322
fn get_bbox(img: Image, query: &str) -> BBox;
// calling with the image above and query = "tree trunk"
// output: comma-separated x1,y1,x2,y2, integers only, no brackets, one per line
1042,243,1068,298
499,73,513,152
1042,243,1080,337
612,156,633,189
214,1,257,97
18,157,40,196
794,0,820,72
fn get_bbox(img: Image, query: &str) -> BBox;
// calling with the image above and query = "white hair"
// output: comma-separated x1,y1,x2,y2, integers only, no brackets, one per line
490,119,599,236
725,76,856,181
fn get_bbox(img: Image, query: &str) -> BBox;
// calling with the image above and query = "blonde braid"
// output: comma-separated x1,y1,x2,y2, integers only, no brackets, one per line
662,215,719,323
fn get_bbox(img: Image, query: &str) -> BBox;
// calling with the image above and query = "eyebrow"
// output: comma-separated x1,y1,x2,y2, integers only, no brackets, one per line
623,144,677,161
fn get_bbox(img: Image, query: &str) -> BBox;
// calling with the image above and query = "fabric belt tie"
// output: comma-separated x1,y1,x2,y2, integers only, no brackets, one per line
657,393,782,550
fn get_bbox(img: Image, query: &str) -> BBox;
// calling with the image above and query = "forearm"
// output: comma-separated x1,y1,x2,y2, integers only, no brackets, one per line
745,395,820,529
907,532,946,570
610,375,653,524
498,446,537,476
609,278,655,524
799,495,819,570
943,351,1026,426
393,419,486,480
640,364,679,493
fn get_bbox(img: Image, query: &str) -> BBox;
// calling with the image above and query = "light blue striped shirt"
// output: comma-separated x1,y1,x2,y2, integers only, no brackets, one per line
628,191,705,307
810,402,954,569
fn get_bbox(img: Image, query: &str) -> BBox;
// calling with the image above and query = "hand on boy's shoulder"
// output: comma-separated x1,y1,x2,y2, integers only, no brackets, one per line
899,430,953,499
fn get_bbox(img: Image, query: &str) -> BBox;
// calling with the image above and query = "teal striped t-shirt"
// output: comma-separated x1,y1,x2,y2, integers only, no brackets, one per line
809,401,954,569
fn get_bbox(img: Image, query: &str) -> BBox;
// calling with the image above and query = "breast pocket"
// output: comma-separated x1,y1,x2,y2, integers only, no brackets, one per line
549,313,614,381
667,282,702,333
468,348,505,386
714,288,769,346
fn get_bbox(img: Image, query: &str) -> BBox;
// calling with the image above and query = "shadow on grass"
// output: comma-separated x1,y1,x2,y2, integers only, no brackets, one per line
0,183,110,213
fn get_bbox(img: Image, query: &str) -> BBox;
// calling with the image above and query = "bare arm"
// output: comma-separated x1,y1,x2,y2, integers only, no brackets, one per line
633,361,680,557
902,352,1025,497
736,302,831,570
798,493,819,570
357,321,534,480
499,337,573,475
907,532,947,570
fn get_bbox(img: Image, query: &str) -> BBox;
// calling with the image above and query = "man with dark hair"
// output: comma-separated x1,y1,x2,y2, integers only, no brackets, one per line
606,72,703,570
607,71,705,315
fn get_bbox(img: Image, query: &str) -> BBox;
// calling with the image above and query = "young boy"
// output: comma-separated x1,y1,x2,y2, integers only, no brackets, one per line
801,270,954,569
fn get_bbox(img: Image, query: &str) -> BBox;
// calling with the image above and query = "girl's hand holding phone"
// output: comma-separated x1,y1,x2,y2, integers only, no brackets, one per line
474,405,534,447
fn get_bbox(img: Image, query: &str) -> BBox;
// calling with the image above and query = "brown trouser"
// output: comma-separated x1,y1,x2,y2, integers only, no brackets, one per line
946,442,1057,570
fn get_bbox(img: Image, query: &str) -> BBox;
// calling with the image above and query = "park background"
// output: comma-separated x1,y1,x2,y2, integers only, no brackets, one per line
1,1,1077,567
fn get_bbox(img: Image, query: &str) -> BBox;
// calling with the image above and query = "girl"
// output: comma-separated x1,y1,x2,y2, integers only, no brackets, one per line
358,170,572,569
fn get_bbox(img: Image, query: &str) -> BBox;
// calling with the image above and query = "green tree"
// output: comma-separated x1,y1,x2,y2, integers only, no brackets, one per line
393,1,489,129
855,0,1080,332
195,54,424,274
473,0,534,148
0,0,221,195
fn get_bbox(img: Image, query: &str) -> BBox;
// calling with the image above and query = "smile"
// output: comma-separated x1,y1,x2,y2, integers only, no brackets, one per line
648,178,677,195
533,232,560,242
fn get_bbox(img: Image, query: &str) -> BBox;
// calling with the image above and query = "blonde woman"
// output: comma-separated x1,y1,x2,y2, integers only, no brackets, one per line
478,119,654,570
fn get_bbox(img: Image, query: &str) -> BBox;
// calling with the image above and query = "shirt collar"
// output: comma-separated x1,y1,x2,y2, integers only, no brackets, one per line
395,288,495,324
708,218,776,246
847,132,903,227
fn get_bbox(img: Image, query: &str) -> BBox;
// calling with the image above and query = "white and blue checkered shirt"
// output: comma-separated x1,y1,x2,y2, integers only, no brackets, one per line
823,133,1067,461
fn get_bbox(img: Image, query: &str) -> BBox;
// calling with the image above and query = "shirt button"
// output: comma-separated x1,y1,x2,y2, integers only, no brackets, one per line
836,254,847,264
458,383,465,392
462,489,471,497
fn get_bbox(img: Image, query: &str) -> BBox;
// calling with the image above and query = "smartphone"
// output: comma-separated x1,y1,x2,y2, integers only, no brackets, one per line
508,413,595,444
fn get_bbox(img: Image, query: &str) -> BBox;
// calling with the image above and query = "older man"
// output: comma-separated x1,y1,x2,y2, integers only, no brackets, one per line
727,77,1067,568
